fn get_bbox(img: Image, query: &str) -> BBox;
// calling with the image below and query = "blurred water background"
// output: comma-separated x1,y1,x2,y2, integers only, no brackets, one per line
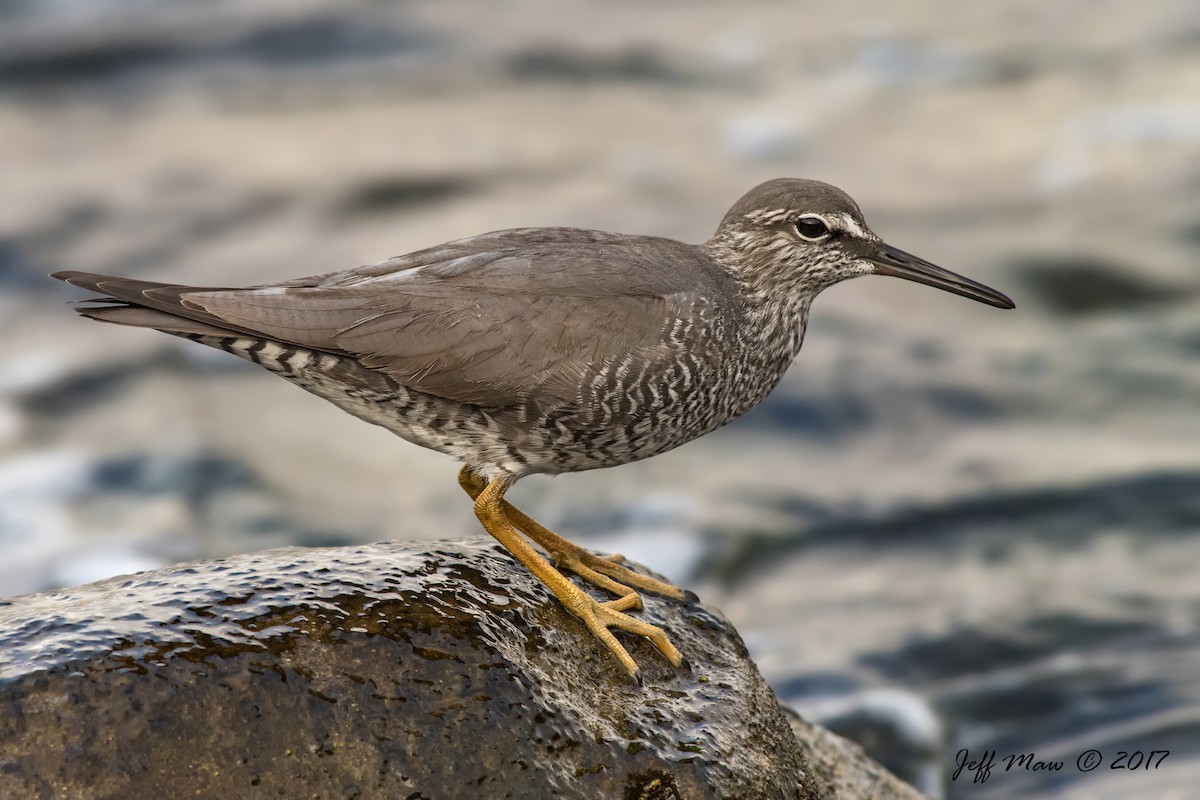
3,1,1200,797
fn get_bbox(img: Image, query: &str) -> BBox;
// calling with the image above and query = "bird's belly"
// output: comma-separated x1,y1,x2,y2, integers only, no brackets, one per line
303,377,522,473
211,336,785,479
209,337,521,473
510,380,743,475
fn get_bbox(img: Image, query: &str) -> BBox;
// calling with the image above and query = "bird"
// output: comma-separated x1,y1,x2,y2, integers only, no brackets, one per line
53,178,1013,685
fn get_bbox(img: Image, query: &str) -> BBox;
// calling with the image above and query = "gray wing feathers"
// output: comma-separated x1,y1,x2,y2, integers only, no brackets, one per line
191,285,681,406
54,229,727,408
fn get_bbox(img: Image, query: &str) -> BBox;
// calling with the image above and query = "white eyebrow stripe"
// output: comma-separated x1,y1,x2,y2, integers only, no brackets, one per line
839,213,868,239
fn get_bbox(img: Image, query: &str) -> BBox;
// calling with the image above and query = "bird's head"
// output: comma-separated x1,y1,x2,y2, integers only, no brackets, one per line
706,178,1014,310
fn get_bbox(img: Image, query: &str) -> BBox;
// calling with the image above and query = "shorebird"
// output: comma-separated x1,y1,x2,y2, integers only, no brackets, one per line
54,179,1013,684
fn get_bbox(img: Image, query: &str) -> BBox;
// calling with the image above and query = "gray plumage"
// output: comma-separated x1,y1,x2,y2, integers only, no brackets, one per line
53,179,1013,482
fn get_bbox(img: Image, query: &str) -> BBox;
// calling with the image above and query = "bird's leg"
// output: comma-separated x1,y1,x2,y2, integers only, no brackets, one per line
471,473,683,683
457,467,688,606
458,468,640,604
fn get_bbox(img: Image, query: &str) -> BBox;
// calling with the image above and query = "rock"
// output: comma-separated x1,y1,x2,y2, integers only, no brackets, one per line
803,690,943,798
0,539,922,799
784,709,927,800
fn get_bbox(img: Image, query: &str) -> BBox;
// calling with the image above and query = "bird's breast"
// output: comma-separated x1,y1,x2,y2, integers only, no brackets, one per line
515,299,808,471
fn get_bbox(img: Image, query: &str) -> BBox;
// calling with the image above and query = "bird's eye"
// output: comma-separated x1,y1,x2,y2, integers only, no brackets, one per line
795,216,831,241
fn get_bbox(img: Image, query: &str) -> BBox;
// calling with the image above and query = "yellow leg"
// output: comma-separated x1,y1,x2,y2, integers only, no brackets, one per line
470,472,683,683
458,466,690,605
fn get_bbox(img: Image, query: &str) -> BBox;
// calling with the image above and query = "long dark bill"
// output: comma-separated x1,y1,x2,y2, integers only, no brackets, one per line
870,243,1015,309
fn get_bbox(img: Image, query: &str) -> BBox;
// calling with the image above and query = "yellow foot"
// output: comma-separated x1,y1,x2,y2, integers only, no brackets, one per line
461,466,695,683
458,465,692,603
545,540,693,607
563,585,684,684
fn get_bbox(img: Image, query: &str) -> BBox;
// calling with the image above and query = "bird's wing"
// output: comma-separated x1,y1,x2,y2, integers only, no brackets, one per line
171,229,731,407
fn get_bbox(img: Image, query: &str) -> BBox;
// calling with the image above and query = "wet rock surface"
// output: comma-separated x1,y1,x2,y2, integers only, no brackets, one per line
0,539,921,799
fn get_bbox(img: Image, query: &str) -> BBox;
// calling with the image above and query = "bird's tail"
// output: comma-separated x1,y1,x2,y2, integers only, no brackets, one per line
51,271,253,339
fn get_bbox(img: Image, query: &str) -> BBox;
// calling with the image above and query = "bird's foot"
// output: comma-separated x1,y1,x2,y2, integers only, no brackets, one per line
454,467,691,602
548,543,688,605
561,584,683,683
470,472,692,683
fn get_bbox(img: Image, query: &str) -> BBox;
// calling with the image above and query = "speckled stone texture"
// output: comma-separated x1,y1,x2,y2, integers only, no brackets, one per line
0,540,922,799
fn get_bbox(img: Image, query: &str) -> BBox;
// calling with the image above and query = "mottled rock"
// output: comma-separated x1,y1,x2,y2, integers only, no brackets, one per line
803,690,943,798
0,539,921,799
784,710,926,800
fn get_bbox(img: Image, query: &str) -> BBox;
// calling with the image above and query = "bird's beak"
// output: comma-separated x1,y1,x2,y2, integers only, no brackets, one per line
869,243,1015,309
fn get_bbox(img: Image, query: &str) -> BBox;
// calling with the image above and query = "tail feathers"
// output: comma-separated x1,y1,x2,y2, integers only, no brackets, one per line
51,270,257,338
53,270,185,296
53,271,350,364
53,271,406,399
76,305,239,338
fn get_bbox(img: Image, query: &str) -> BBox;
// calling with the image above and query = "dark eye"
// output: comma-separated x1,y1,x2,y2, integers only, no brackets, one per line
795,216,831,240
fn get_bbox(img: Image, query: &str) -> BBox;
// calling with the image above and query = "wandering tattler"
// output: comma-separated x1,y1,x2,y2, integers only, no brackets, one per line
53,178,1013,684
